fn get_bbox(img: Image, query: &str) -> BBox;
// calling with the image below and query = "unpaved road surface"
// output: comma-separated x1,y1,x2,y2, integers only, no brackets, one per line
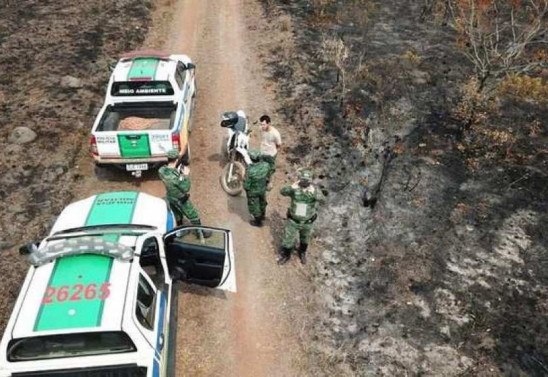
158,1,311,375
71,0,313,376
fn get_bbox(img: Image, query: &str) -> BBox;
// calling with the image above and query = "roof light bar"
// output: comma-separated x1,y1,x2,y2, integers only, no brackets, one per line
120,49,171,61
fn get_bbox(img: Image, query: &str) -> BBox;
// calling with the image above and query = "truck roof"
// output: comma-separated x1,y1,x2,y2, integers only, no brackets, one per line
10,191,172,339
12,253,131,338
112,54,181,83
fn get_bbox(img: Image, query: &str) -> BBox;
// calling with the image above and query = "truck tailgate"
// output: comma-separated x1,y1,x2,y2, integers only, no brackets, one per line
96,131,173,159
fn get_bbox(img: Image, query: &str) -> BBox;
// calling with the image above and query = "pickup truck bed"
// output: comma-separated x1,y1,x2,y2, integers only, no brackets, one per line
97,102,176,132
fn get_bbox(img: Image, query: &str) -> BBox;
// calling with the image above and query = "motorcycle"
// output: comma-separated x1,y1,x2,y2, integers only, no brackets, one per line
219,110,251,196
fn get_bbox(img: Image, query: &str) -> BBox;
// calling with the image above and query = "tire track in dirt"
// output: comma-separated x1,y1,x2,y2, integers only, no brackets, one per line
130,0,311,375
72,0,311,375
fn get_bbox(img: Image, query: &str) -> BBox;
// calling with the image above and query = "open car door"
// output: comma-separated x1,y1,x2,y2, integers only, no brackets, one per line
163,226,236,292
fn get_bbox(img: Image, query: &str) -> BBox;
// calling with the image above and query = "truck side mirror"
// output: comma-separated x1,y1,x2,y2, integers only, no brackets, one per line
108,61,117,72
19,243,39,255
186,63,196,70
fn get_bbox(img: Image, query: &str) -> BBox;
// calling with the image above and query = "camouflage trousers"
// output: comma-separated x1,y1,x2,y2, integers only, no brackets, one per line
281,218,314,249
167,197,201,226
246,193,267,218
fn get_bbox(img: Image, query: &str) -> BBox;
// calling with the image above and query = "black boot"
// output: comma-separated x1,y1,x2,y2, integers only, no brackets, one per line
298,243,308,265
250,216,263,227
277,247,292,265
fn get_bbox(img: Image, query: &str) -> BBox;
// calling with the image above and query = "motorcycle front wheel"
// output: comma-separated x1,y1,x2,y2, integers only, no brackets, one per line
220,161,246,196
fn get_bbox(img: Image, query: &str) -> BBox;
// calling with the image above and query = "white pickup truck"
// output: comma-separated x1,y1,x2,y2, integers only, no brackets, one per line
0,191,236,376
90,50,196,176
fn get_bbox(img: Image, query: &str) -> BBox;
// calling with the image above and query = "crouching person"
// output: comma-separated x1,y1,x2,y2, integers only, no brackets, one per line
159,150,211,237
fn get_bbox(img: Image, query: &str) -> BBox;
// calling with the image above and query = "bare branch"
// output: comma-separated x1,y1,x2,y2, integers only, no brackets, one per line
448,0,547,89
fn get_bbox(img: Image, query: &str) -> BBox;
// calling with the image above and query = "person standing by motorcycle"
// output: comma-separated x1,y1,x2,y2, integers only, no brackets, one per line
259,115,282,158
159,150,210,237
243,150,274,227
278,168,325,265
259,115,281,189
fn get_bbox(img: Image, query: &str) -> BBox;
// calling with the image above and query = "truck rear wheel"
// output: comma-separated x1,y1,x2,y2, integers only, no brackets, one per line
94,163,111,176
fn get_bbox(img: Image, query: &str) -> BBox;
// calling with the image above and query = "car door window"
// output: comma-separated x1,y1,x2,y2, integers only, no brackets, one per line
175,67,185,90
175,63,187,92
139,237,165,287
135,274,156,331
163,226,236,292
176,63,189,101
173,228,225,248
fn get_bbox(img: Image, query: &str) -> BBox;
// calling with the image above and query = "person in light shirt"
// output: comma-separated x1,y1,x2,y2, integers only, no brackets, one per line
259,115,281,158
259,115,281,190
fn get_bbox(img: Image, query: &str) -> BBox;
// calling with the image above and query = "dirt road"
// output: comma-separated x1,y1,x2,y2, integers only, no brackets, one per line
74,0,312,375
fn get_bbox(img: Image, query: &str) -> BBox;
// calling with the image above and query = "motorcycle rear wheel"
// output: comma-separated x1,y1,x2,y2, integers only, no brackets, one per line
220,161,246,196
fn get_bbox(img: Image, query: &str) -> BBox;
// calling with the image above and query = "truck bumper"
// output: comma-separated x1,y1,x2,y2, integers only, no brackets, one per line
92,156,169,171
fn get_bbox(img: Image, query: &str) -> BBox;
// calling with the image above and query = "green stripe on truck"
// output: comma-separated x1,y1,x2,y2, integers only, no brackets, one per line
117,134,152,158
128,58,160,80
34,191,139,331
34,255,113,331
85,191,140,227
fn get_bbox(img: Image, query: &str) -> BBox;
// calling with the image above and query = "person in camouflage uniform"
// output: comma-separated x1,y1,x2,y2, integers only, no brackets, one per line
243,150,274,227
278,168,325,265
159,150,205,230
261,154,276,190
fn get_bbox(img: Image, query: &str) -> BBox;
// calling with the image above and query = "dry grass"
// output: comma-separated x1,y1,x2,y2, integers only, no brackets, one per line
402,49,422,65
278,14,292,33
454,77,496,128
498,74,548,104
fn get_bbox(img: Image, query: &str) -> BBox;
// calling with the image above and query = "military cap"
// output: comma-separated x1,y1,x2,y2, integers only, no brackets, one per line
298,168,313,180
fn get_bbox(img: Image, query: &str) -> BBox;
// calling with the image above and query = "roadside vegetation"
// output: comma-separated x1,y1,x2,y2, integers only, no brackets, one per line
259,0,547,375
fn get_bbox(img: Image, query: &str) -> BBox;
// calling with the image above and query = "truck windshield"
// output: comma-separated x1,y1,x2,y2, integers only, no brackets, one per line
7,332,136,362
97,102,177,132
52,224,157,237
111,81,174,96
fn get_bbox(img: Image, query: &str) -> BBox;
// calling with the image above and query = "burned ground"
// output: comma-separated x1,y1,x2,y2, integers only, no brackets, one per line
257,0,547,375
0,0,545,375
0,0,152,331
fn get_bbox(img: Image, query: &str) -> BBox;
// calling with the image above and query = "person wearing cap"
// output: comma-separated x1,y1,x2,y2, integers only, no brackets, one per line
243,150,274,227
278,168,325,265
158,150,209,237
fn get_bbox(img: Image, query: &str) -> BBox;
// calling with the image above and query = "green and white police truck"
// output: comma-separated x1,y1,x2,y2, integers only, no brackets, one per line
0,191,235,376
